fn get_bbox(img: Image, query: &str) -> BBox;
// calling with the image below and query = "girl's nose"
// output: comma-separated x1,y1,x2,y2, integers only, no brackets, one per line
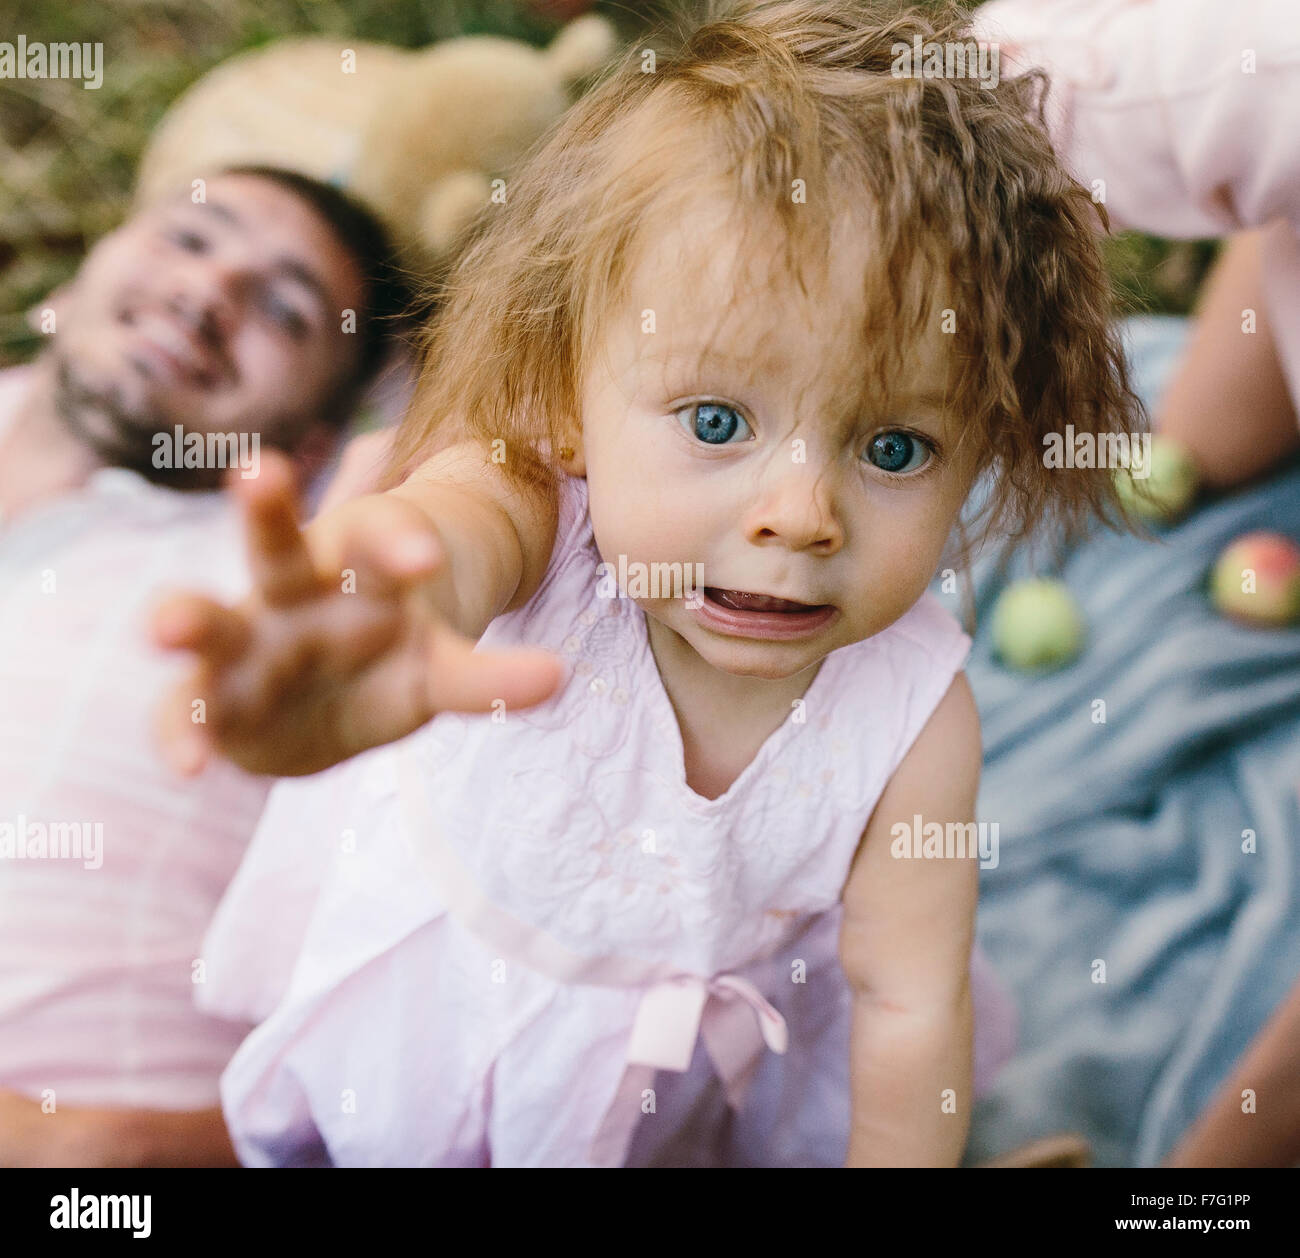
744,469,843,554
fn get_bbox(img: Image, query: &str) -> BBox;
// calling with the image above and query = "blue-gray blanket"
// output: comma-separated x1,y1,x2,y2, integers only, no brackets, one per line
960,317,1300,1167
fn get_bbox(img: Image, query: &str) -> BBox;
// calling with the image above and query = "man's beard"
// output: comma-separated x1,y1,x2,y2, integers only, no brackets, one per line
53,353,225,491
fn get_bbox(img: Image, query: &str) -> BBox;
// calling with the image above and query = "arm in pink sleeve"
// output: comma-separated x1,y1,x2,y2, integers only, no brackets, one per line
975,0,1300,238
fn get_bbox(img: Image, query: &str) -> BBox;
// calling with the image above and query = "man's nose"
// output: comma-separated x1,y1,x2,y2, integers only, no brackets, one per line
164,257,242,343
745,466,844,553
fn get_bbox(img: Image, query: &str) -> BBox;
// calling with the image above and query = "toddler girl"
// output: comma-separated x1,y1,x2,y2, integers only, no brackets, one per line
153,0,1142,1166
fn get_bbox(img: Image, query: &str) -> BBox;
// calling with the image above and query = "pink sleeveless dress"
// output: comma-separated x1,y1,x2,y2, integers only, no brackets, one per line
198,471,1017,1166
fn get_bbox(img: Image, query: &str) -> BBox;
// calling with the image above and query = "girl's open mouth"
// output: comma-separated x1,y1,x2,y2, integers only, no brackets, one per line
706,588,825,613
695,587,838,639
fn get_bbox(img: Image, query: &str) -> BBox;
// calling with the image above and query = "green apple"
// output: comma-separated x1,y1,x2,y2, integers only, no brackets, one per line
1114,435,1199,523
992,578,1085,672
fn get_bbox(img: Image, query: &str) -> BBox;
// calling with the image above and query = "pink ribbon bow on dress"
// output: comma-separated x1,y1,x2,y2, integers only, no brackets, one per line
589,973,789,1167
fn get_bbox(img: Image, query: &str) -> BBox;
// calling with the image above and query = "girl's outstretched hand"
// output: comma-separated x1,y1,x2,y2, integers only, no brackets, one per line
149,451,567,778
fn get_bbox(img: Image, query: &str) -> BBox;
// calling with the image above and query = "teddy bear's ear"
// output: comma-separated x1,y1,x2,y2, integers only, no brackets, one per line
543,14,619,88
420,170,493,257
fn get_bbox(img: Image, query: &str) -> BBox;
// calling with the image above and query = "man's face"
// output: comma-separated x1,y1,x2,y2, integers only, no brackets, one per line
47,173,367,485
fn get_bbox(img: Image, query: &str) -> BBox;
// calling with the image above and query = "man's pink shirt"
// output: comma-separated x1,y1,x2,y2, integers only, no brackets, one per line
0,366,270,1109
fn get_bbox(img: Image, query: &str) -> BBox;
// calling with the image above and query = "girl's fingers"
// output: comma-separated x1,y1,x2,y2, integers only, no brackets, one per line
328,637,565,763
149,592,251,663
322,624,567,760
154,671,213,777
424,626,568,716
236,451,319,606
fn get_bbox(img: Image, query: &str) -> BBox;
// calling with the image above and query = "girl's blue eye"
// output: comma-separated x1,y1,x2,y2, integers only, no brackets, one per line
866,430,930,474
679,402,751,445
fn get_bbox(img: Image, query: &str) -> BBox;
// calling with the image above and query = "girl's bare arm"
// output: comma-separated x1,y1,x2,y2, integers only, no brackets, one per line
385,439,560,638
1157,227,1299,489
838,674,981,1167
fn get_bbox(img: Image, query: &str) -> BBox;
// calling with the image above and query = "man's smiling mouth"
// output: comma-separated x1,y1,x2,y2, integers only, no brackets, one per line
121,307,225,388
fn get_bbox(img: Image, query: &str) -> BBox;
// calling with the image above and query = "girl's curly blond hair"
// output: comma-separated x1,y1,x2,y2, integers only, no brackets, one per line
384,0,1144,560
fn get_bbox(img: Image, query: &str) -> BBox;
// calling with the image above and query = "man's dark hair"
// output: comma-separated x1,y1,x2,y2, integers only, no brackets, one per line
221,164,414,423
